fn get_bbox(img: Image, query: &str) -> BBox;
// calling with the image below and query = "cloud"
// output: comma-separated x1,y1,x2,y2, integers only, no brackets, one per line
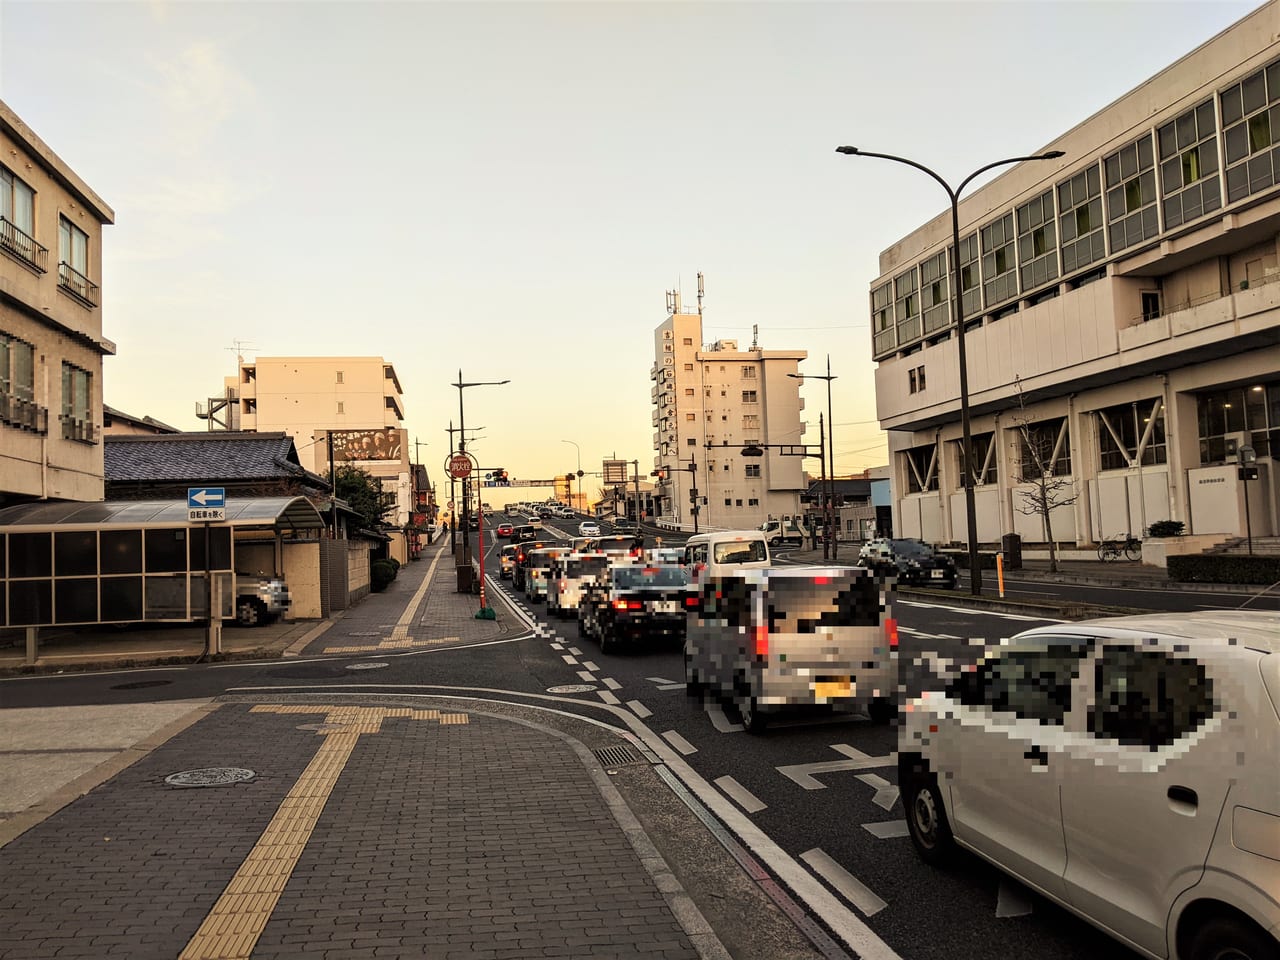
143,39,256,157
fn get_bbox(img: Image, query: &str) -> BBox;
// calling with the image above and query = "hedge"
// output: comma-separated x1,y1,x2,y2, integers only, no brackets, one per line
1167,554,1280,585
371,559,398,592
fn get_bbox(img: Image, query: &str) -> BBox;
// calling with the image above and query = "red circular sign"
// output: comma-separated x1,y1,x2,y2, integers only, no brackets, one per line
448,453,472,479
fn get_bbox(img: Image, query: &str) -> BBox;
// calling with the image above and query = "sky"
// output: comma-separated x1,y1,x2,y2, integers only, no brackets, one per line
0,0,1260,496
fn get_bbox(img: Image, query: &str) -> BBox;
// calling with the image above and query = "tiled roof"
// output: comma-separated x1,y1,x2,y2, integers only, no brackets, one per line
104,432,325,485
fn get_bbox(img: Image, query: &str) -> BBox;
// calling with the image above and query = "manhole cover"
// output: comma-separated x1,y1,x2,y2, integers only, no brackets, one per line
110,679,173,690
592,745,643,768
164,767,256,788
547,684,597,694
345,661,389,671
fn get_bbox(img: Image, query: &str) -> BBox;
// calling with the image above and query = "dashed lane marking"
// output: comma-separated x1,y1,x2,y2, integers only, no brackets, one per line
661,730,698,756
861,821,909,839
800,848,887,917
581,661,599,672
715,775,766,814
627,700,653,719
598,690,621,705
576,671,595,683
602,677,622,691
568,646,583,656
324,636,461,654
898,599,1064,623
562,654,578,665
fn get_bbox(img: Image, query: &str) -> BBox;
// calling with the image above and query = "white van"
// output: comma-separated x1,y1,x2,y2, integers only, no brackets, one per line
682,531,771,580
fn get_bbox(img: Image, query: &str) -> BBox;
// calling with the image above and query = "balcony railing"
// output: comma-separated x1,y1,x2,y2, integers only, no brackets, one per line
0,393,49,434
58,261,99,307
60,414,98,443
0,216,49,273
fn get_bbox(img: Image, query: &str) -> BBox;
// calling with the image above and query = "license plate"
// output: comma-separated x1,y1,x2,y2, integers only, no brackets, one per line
813,679,851,698
931,570,944,579
652,601,677,613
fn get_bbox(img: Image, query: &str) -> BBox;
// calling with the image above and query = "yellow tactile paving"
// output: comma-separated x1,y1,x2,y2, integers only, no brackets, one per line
179,705,469,960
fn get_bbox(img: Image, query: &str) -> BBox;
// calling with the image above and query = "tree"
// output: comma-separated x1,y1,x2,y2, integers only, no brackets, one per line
1008,376,1079,573
335,463,397,531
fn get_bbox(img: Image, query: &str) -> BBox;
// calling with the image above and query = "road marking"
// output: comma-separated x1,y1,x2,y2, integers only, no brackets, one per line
661,730,698,755
647,676,679,684
715,775,766,813
602,677,622,691
581,661,599,672
898,599,1064,623
576,670,595,683
179,705,467,960
656,683,685,691
779,744,895,790
861,820,909,839
550,642,564,650
705,701,744,733
561,654,578,664
856,773,901,811
627,699,653,719
597,690,621,705
324,636,461,654
996,878,1035,917
568,646,583,655
800,848,887,917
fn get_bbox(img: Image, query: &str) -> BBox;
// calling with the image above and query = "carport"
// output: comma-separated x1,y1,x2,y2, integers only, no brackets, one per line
0,496,324,662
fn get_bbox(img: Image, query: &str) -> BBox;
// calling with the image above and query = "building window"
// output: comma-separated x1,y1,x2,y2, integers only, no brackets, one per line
748,498,759,507
1057,164,1106,274
1196,382,1277,462
0,165,43,270
725,498,732,506
919,251,950,335
1159,99,1222,227
60,362,93,443
1016,190,1059,292
686,413,696,421
745,464,761,478
685,388,695,396
980,213,1018,308
894,266,920,346
954,233,982,318
736,499,743,507
58,216,97,305
336,370,344,384
1096,399,1167,470
684,363,694,371
743,414,759,429
0,331,42,432
1016,417,1072,478
871,281,895,355
916,365,926,389
908,369,918,394
904,442,939,493
683,337,693,346
1141,291,1161,321
1104,134,1158,252
954,432,996,487
337,401,345,414
1222,60,1280,202
742,390,758,403
742,366,757,378
687,438,696,447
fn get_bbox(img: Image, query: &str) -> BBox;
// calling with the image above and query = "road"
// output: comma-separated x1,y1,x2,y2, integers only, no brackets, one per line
5,513,1249,960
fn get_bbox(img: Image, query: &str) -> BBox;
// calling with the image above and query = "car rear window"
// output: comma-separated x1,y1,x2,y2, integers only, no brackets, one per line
713,540,767,563
613,566,689,589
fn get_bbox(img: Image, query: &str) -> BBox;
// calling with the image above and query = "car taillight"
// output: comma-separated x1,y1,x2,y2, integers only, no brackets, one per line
683,595,700,609
754,625,769,657
613,599,642,611
885,617,899,649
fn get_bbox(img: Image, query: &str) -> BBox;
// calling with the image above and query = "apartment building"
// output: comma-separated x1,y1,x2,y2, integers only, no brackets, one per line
0,99,114,508
652,296,808,530
202,356,412,532
867,1,1280,547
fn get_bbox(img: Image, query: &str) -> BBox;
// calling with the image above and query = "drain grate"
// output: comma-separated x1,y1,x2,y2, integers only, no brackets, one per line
593,745,644,768
110,679,173,690
164,767,256,788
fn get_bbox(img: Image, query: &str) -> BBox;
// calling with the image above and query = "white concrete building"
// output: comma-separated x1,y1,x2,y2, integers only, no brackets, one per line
867,2,1280,548
651,296,809,530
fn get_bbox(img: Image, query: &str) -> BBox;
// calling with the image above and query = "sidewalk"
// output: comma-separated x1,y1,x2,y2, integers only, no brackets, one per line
0,538,824,960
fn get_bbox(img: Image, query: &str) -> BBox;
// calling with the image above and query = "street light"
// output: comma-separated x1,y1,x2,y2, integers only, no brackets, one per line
451,370,509,614
837,145,1065,595
790,355,839,561
561,439,582,512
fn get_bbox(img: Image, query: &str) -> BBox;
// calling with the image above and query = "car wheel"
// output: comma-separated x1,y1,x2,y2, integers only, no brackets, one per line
868,697,896,724
738,695,768,734
901,755,955,865
1185,914,1280,960
235,598,264,628
684,661,702,696
599,621,616,655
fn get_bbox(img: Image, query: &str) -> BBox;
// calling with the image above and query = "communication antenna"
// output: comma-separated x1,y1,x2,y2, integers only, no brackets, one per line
697,272,704,317
751,323,758,349
225,339,256,365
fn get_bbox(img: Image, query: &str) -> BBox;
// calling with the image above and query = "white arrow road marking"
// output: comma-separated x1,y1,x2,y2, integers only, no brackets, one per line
656,683,685,691
861,820,910,839
661,730,698,756
779,744,896,790
855,773,901,811
801,849,887,917
627,699,652,719
715,775,766,813
602,677,622,691
996,878,1035,918
705,701,743,733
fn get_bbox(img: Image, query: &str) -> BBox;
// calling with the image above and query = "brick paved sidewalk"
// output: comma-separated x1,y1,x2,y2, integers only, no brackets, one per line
0,697,740,960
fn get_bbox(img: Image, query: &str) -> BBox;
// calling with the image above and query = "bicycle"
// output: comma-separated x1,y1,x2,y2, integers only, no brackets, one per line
1097,534,1142,562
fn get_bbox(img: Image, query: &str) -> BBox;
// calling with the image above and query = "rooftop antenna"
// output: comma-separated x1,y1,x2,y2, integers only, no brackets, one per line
751,323,758,349
225,339,256,365
697,272,704,317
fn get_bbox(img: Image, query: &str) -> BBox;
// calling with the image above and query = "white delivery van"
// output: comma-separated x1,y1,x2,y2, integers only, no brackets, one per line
682,531,771,580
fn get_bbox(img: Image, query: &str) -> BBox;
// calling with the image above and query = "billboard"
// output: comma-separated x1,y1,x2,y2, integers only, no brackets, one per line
331,427,403,462
602,459,628,484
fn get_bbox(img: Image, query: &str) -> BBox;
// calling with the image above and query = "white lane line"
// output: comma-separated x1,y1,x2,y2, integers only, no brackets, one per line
627,700,653,719
656,683,685,691
550,642,564,650
800,848,887,917
661,730,698,756
562,654,578,665
576,670,596,683
569,646,583,655
705,701,743,733
581,661,599,672
597,690,621,705
602,677,622,691
715,775,766,813
898,599,1064,623
996,878,1035,917
646,676,679,684
862,820,909,839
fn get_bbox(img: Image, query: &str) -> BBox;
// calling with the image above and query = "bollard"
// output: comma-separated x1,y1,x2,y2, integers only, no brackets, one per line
996,552,1005,598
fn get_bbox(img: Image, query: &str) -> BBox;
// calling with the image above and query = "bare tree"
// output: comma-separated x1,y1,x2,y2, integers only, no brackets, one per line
1009,376,1079,573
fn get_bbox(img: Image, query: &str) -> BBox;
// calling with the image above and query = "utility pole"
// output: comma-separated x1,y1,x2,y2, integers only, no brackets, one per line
688,458,700,535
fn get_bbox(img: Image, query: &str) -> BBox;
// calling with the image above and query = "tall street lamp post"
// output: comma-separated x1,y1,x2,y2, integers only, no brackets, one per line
561,439,582,512
452,370,509,568
836,145,1064,595
790,355,839,561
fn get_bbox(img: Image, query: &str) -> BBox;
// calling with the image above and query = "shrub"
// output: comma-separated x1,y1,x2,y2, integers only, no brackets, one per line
388,557,402,572
371,559,398,592
1147,520,1186,538
1167,554,1280,585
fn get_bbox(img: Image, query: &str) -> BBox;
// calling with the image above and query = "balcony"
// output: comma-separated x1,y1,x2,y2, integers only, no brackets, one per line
60,414,97,443
0,216,48,273
58,261,99,307
0,393,48,434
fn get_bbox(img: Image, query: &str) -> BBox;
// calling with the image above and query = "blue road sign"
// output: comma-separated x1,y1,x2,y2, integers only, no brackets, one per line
188,487,226,509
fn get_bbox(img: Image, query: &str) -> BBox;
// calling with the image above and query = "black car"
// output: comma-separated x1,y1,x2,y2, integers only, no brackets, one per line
512,539,561,591
579,564,691,654
857,538,958,588
512,524,539,543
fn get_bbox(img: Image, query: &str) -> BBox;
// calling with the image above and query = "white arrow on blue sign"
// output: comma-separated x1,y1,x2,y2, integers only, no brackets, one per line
188,487,226,509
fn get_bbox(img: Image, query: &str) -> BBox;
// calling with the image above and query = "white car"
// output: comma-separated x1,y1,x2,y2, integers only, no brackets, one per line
578,521,600,537
899,611,1280,960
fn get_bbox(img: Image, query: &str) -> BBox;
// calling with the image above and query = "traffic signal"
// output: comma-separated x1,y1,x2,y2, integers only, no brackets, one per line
741,445,765,457
500,470,509,484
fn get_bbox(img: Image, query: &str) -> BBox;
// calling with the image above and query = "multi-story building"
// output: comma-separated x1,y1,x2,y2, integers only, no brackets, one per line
0,99,114,508
652,294,808,530
867,2,1280,548
200,356,412,537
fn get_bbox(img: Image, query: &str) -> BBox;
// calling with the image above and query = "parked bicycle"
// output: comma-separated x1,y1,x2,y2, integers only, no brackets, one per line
1097,533,1142,562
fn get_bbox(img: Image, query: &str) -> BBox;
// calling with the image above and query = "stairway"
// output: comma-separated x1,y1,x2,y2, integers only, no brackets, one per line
1208,536,1280,556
